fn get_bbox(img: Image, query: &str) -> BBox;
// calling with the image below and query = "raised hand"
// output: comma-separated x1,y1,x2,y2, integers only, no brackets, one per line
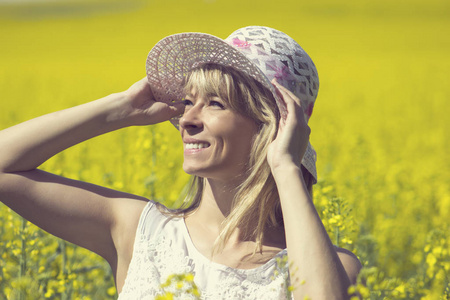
267,78,310,172
0,77,184,173
119,78,185,126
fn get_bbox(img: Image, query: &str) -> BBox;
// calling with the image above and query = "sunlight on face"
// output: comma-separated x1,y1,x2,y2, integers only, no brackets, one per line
180,88,257,182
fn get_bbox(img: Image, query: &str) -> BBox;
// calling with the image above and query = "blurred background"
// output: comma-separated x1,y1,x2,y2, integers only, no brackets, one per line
0,0,449,298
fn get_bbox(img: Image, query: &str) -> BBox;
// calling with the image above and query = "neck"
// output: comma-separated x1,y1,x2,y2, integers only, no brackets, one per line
188,177,243,231
185,176,286,251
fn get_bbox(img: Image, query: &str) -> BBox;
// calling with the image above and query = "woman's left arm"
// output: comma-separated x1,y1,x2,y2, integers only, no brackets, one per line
268,79,361,300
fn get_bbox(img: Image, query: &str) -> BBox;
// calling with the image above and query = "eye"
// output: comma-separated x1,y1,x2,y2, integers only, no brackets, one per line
209,100,225,109
182,99,193,106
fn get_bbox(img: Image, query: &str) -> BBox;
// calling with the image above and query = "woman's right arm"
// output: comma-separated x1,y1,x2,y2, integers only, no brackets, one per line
0,78,184,266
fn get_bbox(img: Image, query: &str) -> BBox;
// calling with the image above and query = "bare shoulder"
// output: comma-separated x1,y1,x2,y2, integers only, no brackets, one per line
112,197,149,242
111,198,149,286
111,197,150,256
334,246,362,284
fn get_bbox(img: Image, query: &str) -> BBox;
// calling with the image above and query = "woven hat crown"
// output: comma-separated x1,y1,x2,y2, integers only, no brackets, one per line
225,26,319,121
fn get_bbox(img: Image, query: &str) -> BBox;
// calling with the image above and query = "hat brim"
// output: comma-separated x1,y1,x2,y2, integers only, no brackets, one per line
146,32,281,119
146,32,317,182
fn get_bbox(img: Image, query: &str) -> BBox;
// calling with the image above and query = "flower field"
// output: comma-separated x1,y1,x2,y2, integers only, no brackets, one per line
0,0,448,299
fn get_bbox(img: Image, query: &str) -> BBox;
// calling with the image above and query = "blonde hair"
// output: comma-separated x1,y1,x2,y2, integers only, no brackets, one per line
158,63,313,253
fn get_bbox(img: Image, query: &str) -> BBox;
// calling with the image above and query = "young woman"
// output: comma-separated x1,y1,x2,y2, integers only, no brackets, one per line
0,26,361,299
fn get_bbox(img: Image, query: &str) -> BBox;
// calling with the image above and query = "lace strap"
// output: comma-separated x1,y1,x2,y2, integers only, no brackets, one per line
137,200,157,236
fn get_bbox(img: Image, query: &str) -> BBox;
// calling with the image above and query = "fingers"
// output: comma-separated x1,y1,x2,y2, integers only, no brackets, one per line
271,78,301,106
271,79,305,123
168,100,186,116
144,101,184,125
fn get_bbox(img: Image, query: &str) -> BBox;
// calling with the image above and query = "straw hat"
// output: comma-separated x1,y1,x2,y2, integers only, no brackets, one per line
146,26,319,182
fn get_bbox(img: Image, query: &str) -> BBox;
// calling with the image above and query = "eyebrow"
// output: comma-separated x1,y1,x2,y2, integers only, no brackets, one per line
206,92,220,98
185,92,221,99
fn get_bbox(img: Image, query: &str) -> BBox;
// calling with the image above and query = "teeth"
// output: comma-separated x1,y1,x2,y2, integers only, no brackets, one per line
185,143,209,149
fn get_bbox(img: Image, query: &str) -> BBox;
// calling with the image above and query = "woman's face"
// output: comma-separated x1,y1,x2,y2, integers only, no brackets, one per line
179,88,258,182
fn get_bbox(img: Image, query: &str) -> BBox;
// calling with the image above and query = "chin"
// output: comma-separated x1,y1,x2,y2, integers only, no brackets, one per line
183,168,197,176
182,164,219,179
182,164,204,176
183,170,209,178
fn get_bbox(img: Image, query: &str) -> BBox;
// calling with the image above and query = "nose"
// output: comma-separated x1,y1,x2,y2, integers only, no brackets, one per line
179,104,203,130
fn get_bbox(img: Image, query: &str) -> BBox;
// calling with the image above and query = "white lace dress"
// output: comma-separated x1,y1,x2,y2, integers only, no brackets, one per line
118,201,293,300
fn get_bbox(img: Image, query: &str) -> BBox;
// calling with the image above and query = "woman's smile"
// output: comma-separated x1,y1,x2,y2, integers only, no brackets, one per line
184,143,210,150
183,138,211,154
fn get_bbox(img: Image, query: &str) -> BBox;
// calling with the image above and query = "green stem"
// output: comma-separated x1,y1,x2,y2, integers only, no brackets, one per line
60,240,69,300
18,218,27,300
335,226,340,246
